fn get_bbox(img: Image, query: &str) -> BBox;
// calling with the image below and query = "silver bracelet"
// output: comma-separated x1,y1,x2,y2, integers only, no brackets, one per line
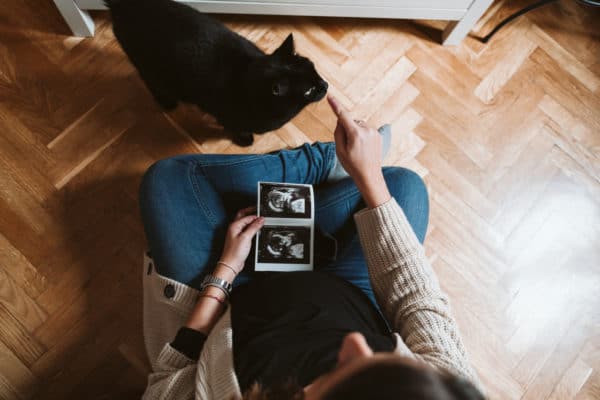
202,283,229,298
200,275,232,298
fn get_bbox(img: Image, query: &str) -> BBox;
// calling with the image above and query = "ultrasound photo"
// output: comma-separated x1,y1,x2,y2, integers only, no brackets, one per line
259,183,312,219
257,226,311,264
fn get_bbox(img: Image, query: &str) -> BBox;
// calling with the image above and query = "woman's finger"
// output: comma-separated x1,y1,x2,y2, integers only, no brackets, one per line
235,206,256,220
327,94,343,115
333,120,346,148
230,214,260,234
327,95,356,133
241,216,265,240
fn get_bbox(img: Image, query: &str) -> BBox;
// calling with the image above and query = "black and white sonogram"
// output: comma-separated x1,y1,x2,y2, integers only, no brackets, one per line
259,183,312,219
257,226,311,264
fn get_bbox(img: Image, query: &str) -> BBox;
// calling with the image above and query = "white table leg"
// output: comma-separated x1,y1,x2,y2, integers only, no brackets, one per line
442,0,493,46
53,0,95,36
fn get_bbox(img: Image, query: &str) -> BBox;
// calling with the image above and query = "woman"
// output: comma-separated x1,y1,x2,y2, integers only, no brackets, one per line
139,96,485,399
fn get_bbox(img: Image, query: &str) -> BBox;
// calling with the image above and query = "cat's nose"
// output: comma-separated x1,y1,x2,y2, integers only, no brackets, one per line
312,80,329,101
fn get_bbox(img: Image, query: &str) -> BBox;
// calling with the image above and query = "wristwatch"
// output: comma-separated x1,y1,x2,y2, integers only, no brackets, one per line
200,274,232,298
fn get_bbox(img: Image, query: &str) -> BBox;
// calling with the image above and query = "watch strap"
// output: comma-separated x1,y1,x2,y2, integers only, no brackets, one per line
200,275,232,297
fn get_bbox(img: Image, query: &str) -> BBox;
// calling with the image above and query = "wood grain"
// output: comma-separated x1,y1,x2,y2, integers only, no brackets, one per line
0,0,599,398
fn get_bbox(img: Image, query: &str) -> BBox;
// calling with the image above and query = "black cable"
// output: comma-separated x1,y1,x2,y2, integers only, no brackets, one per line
481,0,560,43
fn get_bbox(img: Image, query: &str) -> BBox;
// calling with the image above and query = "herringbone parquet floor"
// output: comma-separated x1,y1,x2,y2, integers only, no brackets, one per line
1,1,599,399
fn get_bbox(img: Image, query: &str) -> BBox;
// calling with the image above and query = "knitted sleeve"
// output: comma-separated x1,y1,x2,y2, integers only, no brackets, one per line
354,199,480,387
141,343,196,400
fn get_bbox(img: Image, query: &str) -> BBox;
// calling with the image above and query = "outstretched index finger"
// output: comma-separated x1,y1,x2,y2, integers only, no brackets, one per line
327,95,355,132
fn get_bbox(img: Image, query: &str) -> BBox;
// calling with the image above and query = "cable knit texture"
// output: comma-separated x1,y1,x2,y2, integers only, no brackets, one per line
141,199,481,399
354,199,480,387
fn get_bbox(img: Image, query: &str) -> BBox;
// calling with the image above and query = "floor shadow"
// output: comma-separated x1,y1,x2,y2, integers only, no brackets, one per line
470,0,600,44
217,13,442,45
39,171,150,398
0,0,73,37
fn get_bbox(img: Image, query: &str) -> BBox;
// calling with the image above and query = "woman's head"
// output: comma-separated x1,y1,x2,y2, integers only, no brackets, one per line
242,332,484,400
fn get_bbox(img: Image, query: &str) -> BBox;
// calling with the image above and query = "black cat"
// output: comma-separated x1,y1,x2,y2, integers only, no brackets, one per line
105,0,328,146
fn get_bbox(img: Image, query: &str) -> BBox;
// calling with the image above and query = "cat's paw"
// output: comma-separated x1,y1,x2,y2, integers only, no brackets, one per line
232,133,254,147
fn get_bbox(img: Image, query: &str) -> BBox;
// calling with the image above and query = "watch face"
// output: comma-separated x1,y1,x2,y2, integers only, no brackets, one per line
220,278,232,291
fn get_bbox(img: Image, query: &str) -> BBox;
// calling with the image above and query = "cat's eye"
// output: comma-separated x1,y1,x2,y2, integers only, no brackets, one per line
272,84,281,96
304,87,316,98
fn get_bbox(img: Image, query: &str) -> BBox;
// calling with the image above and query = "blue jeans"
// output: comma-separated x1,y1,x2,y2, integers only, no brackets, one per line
139,142,429,306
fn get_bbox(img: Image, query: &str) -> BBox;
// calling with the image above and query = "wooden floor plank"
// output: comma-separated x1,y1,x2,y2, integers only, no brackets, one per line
0,302,47,368
0,233,47,300
0,341,38,400
0,0,598,398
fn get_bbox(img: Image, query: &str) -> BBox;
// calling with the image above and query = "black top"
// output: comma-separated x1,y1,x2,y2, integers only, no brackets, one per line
171,272,395,391
231,271,395,391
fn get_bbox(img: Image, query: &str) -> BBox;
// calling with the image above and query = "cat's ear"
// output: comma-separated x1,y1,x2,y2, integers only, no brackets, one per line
272,33,295,58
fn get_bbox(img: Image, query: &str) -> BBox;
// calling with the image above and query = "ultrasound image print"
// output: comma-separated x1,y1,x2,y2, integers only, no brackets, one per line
260,183,312,219
257,226,311,264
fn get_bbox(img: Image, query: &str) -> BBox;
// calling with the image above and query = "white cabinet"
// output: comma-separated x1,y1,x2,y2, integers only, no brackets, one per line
54,0,493,45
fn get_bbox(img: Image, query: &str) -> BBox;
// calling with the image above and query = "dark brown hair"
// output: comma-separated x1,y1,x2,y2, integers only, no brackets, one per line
240,364,484,400
321,362,484,400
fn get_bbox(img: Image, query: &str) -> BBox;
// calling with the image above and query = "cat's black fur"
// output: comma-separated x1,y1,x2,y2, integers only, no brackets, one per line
105,0,328,146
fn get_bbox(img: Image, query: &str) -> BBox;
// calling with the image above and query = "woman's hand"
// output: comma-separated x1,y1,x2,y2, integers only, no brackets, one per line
186,208,263,333
218,207,265,280
327,95,391,208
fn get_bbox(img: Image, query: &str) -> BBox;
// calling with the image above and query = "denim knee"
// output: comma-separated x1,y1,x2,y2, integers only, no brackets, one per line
382,167,429,241
384,167,427,195
139,158,184,207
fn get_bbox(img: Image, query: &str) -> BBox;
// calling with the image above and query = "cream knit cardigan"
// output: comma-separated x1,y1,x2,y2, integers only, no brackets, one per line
141,199,482,399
